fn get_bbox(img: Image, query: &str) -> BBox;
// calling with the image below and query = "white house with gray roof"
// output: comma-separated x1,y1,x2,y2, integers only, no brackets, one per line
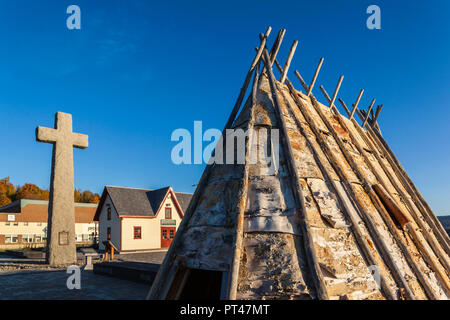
94,186,192,252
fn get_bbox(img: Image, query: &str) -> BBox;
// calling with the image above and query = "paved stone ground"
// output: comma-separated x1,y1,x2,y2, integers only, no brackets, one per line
115,250,167,264
0,254,150,300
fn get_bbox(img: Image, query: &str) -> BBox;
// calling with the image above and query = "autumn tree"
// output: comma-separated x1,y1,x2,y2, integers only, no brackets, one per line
0,179,100,206
90,194,100,203
74,189,82,203
0,182,15,206
15,184,49,201
0,194,11,206
74,189,100,204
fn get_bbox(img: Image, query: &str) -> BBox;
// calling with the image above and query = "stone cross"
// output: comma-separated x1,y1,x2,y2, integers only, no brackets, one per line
36,112,88,266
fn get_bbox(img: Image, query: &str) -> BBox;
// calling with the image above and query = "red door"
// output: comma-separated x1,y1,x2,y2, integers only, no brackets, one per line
161,227,176,248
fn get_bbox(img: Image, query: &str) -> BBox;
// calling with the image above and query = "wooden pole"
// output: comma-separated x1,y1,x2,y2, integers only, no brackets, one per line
227,62,261,300
365,124,450,258
261,49,329,300
318,92,441,299
362,99,376,128
367,126,450,252
223,27,272,131
147,28,272,300
308,58,324,96
286,68,413,299
340,97,445,299
273,64,397,300
354,103,450,260
294,70,310,93
307,95,417,299
328,76,344,111
372,184,411,227
338,98,351,117
373,184,450,295
269,29,286,67
319,85,331,102
350,90,364,120
280,40,298,84
372,104,383,125
261,29,285,74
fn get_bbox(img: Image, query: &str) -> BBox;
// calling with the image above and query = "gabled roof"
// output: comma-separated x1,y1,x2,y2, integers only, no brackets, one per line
94,186,192,221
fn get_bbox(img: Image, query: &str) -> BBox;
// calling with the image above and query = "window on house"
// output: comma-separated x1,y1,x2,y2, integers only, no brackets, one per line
165,207,172,219
107,207,111,220
170,229,175,239
13,222,18,226
23,222,28,226
5,222,10,226
35,235,43,243
22,234,33,243
37,222,42,226
162,229,168,239
5,235,18,243
134,227,142,239
107,227,111,240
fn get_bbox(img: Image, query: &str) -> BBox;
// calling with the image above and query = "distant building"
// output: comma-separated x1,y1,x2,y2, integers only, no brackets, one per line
438,216,450,236
94,186,192,252
0,199,98,249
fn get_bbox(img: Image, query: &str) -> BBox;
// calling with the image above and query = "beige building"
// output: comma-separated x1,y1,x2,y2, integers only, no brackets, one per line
0,199,98,249
94,186,192,252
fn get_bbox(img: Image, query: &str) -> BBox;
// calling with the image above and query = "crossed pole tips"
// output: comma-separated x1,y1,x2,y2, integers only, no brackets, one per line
362,99,376,128
259,27,383,129
321,81,378,129
280,40,298,84
308,58,324,96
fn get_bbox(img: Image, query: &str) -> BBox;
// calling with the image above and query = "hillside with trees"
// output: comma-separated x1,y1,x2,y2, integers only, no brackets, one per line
0,178,100,206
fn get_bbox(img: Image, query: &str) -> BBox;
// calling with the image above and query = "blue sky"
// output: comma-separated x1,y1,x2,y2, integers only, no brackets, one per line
0,0,449,215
